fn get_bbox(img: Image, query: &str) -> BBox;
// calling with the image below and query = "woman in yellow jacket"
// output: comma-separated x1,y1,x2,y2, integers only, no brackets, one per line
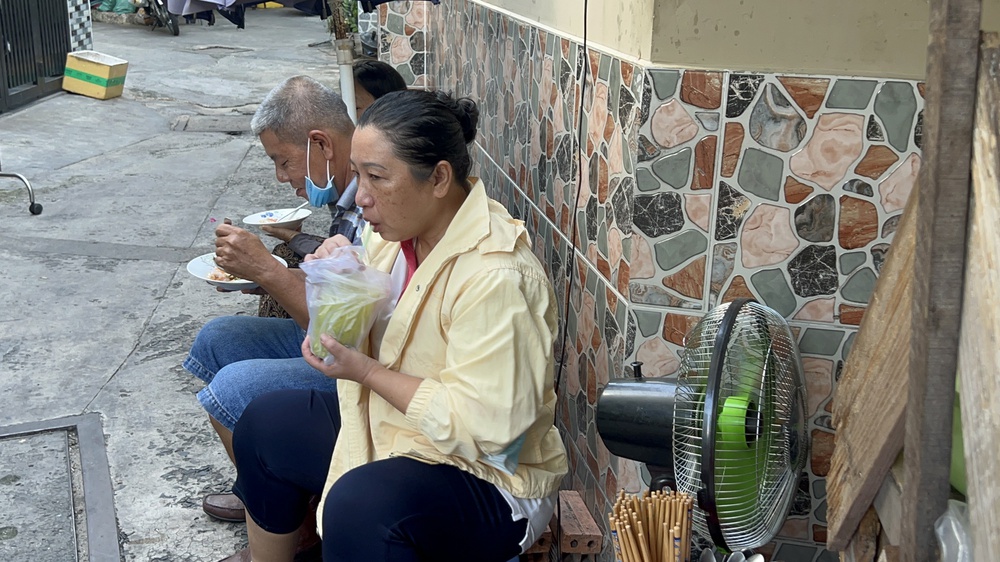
224,89,568,562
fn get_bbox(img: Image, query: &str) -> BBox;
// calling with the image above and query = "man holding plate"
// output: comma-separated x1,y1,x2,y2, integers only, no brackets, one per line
181,76,361,554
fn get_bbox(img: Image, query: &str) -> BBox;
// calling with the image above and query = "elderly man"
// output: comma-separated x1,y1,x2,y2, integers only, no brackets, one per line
182,75,360,542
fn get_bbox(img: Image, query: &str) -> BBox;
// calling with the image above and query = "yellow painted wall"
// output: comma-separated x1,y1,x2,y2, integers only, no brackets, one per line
989,1,1000,32
473,0,655,61
474,0,1000,79
650,0,1000,79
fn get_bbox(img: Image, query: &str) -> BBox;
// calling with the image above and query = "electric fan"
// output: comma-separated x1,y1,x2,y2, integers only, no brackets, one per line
596,298,809,552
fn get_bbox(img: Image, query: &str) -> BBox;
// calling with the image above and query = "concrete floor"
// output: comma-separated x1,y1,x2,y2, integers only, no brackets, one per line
0,9,343,561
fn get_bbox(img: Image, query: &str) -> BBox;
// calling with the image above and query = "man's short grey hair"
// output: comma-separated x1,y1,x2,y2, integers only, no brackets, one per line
251,76,354,142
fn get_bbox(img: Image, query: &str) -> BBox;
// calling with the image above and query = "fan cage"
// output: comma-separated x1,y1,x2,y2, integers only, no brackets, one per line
672,300,809,551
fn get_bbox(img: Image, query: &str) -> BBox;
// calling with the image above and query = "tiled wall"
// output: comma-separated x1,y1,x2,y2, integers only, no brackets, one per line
375,1,429,87
67,0,94,52
358,6,377,36
630,71,922,560
381,1,923,559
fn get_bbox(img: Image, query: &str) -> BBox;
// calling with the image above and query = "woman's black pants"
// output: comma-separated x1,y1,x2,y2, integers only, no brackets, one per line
232,389,527,562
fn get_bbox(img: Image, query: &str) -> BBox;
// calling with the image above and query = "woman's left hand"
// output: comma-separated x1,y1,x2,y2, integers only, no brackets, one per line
302,334,379,385
261,225,301,243
304,234,353,262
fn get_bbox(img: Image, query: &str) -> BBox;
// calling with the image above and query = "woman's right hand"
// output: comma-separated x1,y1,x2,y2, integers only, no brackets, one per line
302,335,422,413
302,335,366,381
305,234,352,261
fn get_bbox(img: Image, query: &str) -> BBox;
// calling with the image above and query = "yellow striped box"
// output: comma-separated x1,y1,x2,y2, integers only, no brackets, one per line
62,51,129,100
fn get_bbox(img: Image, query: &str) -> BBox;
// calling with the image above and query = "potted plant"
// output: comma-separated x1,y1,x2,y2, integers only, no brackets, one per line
325,0,364,57
341,0,359,34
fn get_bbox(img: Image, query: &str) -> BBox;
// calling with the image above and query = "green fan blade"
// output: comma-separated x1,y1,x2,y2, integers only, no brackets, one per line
715,395,762,520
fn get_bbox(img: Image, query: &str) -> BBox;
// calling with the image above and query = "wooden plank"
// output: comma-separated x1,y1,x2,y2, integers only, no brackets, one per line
877,527,900,562
957,30,1000,562
871,453,905,546
825,189,917,550
841,506,881,562
557,490,602,554
901,0,982,557
877,545,901,562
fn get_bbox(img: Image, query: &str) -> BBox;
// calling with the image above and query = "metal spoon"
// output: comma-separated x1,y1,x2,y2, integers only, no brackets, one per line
726,552,745,562
699,549,717,562
746,555,764,562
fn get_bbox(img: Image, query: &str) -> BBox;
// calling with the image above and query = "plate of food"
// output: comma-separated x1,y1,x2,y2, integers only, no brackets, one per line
186,253,288,291
242,207,313,230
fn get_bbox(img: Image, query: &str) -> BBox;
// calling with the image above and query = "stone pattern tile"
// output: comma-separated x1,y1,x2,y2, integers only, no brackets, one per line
409,1,924,560
68,0,94,52
470,129,630,562
427,0,644,298
425,1,640,554
627,74,923,560
358,8,377,36
631,73,923,326
376,1,428,87
714,75,922,325
631,69,722,312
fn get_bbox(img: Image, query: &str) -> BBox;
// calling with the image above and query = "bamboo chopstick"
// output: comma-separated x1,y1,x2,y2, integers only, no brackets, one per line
624,523,642,562
673,525,682,562
649,499,657,562
679,504,689,562
683,499,693,562
610,516,625,562
637,527,653,562
609,490,695,562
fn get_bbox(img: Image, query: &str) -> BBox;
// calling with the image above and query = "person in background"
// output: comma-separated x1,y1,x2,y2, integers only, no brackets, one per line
263,60,406,260
256,60,406,319
219,90,567,562
183,76,360,559
351,60,407,117
183,10,215,25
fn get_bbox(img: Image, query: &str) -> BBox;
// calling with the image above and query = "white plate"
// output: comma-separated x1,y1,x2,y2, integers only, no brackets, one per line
186,253,288,291
242,207,313,229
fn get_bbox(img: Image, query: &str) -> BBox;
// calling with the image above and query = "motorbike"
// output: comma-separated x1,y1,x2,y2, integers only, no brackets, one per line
135,0,180,35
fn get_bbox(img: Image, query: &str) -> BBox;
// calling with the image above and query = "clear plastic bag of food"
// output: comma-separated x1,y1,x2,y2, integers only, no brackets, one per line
300,246,393,363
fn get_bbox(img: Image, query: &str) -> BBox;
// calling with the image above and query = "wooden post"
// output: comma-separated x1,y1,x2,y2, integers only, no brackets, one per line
902,0,981,559
957,30,1000,561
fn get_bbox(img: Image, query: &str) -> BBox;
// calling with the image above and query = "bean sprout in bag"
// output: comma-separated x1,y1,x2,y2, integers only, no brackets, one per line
300,247,393,364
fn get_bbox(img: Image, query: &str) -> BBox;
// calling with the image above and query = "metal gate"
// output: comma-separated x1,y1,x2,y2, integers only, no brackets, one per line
0,0,71,114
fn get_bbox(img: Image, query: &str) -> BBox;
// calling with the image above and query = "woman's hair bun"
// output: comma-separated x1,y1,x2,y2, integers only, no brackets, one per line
435,90,479,144
359,89,478,185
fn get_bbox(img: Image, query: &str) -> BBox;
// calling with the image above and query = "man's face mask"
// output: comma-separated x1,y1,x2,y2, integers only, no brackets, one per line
304,139,335,207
